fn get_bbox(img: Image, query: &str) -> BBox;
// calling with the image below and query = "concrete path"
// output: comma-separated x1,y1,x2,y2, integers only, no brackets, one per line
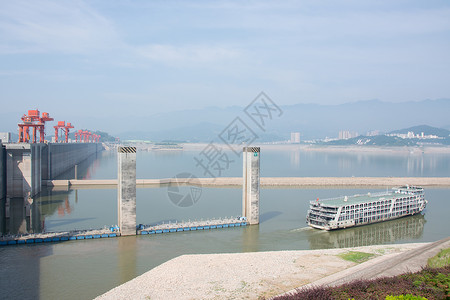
46,177,450,189
285,236,450,295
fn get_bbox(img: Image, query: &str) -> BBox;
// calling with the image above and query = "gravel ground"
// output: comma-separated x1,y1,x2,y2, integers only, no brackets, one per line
95,243,426,300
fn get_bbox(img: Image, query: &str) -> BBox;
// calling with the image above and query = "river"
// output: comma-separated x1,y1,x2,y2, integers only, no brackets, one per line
0,145,449,299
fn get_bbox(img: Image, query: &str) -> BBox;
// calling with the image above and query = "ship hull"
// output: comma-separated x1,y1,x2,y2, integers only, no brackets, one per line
306,186,427,231
308,210,425,231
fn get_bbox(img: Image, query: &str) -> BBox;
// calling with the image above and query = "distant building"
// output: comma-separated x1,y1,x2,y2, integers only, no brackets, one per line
338,130,358,140
386,131,441,140
0,132,11,143
366,130,380,136
290,132,300,143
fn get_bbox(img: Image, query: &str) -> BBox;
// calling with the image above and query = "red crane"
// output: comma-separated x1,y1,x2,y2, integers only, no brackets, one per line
54,121,65,143
64,122,74,143
54,121,74,143
74,129,100,143
75,129,82,142
18,109,54,143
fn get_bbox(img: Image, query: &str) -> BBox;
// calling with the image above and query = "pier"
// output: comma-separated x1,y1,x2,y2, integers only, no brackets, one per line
45,176,450,189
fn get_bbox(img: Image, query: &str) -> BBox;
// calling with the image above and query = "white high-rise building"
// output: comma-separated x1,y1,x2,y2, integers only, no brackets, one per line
339,130,359,140
0,132,11,143
290,132,300,143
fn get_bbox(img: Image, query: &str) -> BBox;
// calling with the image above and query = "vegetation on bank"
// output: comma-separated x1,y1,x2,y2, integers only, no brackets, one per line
338,251,375,263
428,248,450,268
272,248,450,300
91,130,116,142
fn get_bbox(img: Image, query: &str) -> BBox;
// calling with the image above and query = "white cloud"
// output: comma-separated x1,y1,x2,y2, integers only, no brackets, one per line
135,44,240,65
0,0,120,54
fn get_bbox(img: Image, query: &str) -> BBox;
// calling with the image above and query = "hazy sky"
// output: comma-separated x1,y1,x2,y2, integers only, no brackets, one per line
1,0,450,131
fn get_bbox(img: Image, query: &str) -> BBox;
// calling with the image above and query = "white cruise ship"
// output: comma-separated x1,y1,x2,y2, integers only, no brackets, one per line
306,186,427,230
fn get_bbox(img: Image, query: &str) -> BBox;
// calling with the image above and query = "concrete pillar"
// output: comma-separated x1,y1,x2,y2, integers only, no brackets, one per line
242,147,260,225
118,146,137,236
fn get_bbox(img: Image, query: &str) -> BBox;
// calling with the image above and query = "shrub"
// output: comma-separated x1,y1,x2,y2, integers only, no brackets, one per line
385,294,428,300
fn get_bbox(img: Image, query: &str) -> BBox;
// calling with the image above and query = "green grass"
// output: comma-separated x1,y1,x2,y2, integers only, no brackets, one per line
427,248,450,268
338,251,375,263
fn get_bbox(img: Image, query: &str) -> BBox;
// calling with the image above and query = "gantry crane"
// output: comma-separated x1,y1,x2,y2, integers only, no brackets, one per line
74,129,99,143
54,121,74,143
18,109,54,143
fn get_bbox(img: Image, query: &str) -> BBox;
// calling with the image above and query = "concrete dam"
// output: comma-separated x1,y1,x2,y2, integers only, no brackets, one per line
1,142,102,198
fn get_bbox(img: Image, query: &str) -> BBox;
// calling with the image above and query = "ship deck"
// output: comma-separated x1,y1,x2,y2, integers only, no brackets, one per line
314,191,394,207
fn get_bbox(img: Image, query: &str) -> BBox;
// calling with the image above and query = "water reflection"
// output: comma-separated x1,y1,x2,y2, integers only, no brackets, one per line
118,237,137,284
307,213,426,249
0,152,102,235
242,225,260,252
290,150,300,168
1,196,42,234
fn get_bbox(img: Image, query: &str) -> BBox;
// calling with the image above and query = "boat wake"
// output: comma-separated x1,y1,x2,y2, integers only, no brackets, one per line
291,226,312,232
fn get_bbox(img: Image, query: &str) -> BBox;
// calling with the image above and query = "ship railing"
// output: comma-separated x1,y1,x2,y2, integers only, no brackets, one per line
310,191,391,205
310,206,337,214
307,215,327,223
311,210,336,218
308,212,334,221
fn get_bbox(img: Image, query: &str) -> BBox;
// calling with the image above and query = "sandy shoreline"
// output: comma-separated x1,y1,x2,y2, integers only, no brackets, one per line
95,243,428,300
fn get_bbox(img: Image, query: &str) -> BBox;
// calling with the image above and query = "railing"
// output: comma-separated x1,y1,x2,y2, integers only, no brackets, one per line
310,191,391,205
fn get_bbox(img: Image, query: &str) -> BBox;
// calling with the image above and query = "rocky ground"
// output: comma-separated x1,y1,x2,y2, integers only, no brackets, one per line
95,243,427,300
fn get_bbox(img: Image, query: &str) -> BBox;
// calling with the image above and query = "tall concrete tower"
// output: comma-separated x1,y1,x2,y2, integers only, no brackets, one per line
242,147,260,225
118,146,137,236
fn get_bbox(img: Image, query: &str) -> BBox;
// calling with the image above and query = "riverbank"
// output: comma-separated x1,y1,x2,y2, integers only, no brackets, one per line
95,242,430,300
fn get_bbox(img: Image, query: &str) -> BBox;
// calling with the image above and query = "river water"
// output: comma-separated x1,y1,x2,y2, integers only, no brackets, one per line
0,146,449,299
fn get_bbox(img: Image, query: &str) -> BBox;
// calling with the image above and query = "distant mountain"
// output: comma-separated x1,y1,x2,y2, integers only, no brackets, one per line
389,125,450,138
119,122,226,142
110,98,450,141
275,99,450,140
324,135,418,146
324,124,450,146
2,99,450,142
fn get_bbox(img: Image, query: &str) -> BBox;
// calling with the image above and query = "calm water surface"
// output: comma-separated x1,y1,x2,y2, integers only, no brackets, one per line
1,147,449,300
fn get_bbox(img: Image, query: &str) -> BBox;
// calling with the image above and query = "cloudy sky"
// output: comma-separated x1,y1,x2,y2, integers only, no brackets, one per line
1,0,449,132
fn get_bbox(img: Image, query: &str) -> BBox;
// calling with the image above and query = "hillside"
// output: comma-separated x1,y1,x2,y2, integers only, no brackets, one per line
389,125,450,137
324,125,450,146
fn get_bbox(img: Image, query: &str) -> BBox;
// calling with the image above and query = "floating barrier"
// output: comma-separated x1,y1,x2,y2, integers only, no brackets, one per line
137,217,249,236
1,217,250,246
0,227,121,247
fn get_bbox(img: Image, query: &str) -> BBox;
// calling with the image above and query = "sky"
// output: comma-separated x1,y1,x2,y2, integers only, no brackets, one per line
1,0,450,133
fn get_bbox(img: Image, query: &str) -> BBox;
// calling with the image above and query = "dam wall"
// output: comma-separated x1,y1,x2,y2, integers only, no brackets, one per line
0,141,5,201
44,143,101,179
5,143,102,197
